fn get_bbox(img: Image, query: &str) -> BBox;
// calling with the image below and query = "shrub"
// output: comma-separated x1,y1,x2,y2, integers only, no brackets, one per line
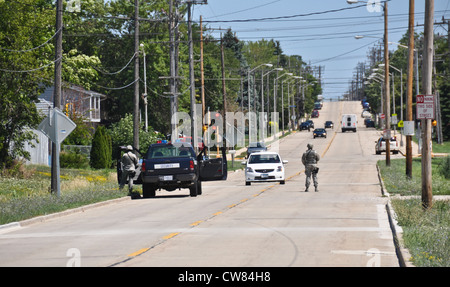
89,126,112,169
60,150,89,169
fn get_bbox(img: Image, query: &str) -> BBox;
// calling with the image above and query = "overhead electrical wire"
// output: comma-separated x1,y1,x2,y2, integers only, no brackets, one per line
0,27,62,53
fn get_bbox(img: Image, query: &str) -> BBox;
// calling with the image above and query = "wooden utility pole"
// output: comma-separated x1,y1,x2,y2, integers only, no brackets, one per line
421,0,434,210
220,35,227,148
406,0,415,178
187,1,197,152
384,2,391,166
200,16,205,127
51,0,63,195
133,0,140,150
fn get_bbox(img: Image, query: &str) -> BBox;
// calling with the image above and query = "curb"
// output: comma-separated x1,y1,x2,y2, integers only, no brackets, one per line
0,196,130,231
376,164,414,267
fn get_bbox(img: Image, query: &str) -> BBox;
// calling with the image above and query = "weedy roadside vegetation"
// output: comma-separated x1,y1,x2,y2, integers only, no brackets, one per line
0,162,130,225
378,157,450,267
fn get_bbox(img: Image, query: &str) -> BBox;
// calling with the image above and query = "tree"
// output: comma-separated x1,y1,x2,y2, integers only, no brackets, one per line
0,0,54,169
109,113,160,158
90,126,111,169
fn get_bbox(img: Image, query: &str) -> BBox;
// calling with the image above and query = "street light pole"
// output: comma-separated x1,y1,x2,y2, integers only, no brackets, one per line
383,1,391,166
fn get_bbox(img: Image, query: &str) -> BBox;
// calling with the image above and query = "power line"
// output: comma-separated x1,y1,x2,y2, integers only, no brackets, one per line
93,52,137,75
0,57,62,73
0,27,62,53
199,4,368,23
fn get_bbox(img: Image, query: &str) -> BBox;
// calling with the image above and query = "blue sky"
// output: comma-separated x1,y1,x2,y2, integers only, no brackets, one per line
193,0,449,99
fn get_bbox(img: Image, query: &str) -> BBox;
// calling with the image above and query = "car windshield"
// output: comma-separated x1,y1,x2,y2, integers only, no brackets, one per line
249,154,280,164
147,144,194,159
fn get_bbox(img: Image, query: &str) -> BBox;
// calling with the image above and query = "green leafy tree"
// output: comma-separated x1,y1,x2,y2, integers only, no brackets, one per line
90,126,111,169
0,0,54,168
109,113,160,157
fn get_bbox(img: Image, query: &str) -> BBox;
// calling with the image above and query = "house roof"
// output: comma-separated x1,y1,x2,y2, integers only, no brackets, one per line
38,84,106,103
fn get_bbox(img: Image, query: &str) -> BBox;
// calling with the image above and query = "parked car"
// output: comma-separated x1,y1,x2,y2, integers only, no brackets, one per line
311,110,319,118
313,128,327,138
364,118,375,127
299,120,314,131
246,142,267,157
324,121,334,129
375,136,399,155
242,151,287,185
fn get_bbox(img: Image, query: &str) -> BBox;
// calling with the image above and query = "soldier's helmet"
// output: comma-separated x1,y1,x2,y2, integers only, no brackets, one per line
307,143,313,150
126,145,133,151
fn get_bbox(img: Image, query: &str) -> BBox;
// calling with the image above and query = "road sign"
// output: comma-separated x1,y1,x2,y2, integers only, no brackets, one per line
416,95,435,119
397,120,404,128
37,108,76,197
391,114,398,125
38,108,76,144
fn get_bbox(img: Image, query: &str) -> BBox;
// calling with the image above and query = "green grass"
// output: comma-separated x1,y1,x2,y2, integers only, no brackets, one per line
0,165,127,225
391,199,450,267
378,158,450,267
378,157,450,196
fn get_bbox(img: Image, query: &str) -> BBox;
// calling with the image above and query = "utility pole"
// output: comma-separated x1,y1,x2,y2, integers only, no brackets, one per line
421,0,434,210
221,35,227,146
133,0,140,150
51,0,63,195
383,1,391,166
168,0,177,137
187,1,197,152
187,1,207,151
406,0,415,178
200,16,205,128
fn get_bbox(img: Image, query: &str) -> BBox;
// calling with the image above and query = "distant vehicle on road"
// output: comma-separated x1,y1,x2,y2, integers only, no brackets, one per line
311,110,319,118
243,151,287,185
375,136,399,155
324,121,334,129
299,120,314,131
313,128,327,139
314,101,322,110
364,118,375,128
341,114,357,132
246,142,267,157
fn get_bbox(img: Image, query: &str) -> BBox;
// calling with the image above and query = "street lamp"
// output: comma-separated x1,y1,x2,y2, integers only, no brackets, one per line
248,63,273,141
273,72,292,128
261,67,282,140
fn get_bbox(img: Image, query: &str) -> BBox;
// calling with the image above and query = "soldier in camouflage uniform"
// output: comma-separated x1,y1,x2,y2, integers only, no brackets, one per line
120,145,139,194
301,143,320,192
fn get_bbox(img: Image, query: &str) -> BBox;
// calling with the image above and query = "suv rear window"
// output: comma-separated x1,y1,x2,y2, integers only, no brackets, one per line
147,144,195,159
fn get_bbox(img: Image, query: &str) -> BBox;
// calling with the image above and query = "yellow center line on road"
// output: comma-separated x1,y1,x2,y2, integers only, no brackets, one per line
127,247,150,257
125,129,339,261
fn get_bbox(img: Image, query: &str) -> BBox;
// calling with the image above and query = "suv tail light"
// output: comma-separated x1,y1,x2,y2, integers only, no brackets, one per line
189,160,194,171
141,161,146,172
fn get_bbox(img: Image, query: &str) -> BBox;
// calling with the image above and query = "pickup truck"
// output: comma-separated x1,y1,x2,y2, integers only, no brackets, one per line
375,136,399,155
139,141,227,198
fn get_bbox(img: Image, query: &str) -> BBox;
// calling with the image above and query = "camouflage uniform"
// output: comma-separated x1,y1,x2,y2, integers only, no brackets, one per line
120,145,138,193
302,143,320,192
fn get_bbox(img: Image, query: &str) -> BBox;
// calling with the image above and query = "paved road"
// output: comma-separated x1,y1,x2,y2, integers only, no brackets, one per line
0,101,401,267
